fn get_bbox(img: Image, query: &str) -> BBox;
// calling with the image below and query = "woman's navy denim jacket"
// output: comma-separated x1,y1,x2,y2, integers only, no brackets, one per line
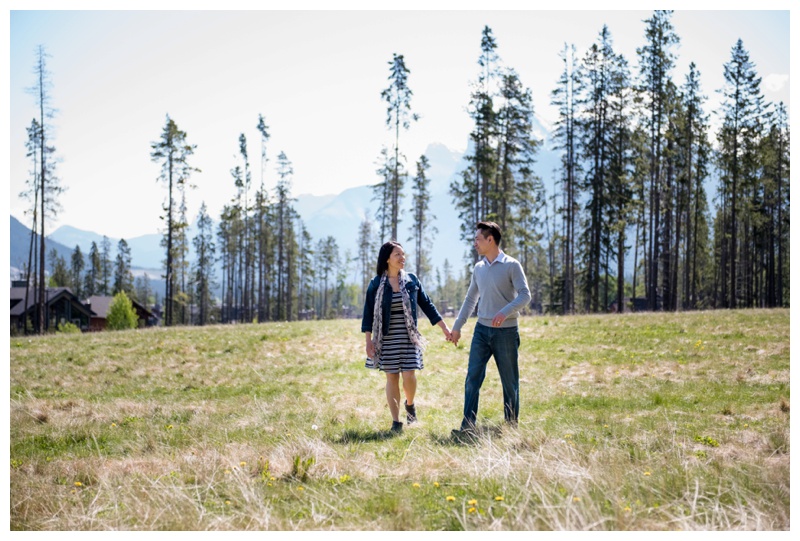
361,273,443,334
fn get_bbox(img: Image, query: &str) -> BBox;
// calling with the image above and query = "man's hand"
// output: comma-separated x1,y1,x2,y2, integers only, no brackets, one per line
491,312,507,327
450,330,461,347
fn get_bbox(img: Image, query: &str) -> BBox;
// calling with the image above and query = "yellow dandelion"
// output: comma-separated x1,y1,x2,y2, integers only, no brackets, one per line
468,499,477,506
267,483,273,487
225,500,231,505
573,497,581,502
744,424,749,428
468,507,476,514
110,423,117,427
74,482,82,487
297,486,304,491
644,471,651,476
603,424,609,428
240,461,246,467
166,424,173,430
495,496,504,501
270,476,276,481
413,483,421,488
433,482,440,488
224,470,231,475
624,506,632,513
71,489,77,494
446,496,456,502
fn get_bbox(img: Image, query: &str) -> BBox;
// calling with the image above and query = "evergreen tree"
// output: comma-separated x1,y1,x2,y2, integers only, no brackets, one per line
372,146,395,242
297,222,315,320
84,241,101,297
217,203,241,323
70,245,84,298
451,26,501,262
675,62,713,309
576,25,631,312
381,53,418,240
764,103,790,306
150,115,198,326
236,133,254,321
256,114,272,321
172,191,191,324
113,239,134,297
408,154,437,282
20,118,42,326
636,10,680,310
274,151,297,321
100,236,112,295
315,236,339,319
193,202,216,325
134,273,152,310
550,43,582,314
48,248,69,287
28,46,64,333
494,68,541,252
717,38,766,308
358,217,377,297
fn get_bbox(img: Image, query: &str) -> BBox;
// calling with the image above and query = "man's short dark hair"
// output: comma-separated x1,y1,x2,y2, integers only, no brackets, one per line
477,221,502,245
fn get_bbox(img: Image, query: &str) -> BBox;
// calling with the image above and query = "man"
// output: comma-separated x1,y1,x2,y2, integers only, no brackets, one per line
449,221,531,438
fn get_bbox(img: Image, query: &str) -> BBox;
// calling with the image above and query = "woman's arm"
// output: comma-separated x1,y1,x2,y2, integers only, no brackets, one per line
365,331,376,358
416,277,443,326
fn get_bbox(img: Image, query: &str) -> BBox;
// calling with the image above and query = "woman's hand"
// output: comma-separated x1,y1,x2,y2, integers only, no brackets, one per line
439,321,452,342
366,338,376,359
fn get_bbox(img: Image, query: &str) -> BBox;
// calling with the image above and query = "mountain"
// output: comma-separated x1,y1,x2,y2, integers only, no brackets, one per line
299,142,468,275
47,224,179,271
10,215,75,281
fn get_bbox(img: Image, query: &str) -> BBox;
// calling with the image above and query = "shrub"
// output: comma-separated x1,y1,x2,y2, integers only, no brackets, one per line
106,291,139,330
56,322,81,334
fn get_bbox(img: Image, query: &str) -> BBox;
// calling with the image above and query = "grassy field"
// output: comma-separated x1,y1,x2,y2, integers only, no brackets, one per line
9,309,790,530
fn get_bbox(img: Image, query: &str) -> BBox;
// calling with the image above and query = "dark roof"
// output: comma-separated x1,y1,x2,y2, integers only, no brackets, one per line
85,295,154,319
10,287,95,318
85,295,113,318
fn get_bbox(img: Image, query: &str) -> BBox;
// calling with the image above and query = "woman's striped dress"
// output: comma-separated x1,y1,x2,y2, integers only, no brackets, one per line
378,290,423,373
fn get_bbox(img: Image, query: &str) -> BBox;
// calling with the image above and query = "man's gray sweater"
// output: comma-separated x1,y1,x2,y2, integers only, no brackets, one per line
453,251,531,331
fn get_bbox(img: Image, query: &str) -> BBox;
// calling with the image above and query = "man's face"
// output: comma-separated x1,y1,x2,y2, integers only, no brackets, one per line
474,230,491,256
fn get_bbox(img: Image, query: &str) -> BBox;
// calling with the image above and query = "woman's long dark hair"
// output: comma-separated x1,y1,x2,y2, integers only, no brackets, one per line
376,241,403,277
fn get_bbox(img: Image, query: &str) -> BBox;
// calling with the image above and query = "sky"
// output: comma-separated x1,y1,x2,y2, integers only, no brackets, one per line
5,1,795,242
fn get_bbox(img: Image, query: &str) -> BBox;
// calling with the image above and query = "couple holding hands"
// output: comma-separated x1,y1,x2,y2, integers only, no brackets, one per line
361,221,532,437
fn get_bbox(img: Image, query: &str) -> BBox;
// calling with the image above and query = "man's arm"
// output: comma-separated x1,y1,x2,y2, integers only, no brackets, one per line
497,261,531,319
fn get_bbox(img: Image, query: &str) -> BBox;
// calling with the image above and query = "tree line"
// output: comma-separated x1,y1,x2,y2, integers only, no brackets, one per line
19,11,790,333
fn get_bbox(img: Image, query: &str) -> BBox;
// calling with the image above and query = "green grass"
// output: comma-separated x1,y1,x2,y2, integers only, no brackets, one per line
9,309,789,530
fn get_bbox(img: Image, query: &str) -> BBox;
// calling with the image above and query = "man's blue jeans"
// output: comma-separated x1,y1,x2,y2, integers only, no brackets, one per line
461,322,520,429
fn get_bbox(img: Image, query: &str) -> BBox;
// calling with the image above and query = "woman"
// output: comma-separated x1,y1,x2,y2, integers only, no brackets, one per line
361,241,452,433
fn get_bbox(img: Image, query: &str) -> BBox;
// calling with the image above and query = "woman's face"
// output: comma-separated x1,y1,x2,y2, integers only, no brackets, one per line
386,246,406,274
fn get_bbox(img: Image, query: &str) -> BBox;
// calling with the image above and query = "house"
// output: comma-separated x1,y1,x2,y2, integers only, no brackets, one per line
84,295,158,331
10,282,94,334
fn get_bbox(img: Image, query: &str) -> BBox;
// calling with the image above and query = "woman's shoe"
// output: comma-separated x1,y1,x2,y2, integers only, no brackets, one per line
391,420,404,433
405,401,417,424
